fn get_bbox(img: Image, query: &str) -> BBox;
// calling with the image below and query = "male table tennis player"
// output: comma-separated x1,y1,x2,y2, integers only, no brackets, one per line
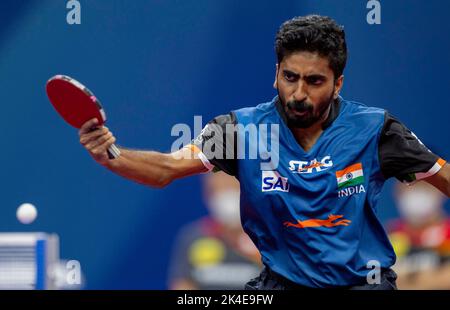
78,15,450,289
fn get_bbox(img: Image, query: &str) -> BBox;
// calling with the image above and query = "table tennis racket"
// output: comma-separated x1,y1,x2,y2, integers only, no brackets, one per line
46,75,120,159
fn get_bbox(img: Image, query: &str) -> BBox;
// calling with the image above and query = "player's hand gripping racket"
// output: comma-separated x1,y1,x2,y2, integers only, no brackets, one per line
46,75,120,159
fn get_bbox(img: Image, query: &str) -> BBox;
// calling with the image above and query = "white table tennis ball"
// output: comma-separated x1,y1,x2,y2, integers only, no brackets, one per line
16,203,38,224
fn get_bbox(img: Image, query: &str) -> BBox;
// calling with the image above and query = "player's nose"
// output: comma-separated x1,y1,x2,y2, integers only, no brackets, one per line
292,81,308,102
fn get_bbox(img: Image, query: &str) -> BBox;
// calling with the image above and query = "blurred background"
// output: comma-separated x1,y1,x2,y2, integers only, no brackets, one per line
0,0,449,289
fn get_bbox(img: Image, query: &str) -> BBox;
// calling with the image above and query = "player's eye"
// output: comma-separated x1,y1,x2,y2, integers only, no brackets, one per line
305,76,325,86
284,72,299,83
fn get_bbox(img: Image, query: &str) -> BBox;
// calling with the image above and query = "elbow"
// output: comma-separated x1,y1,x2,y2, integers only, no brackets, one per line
151,156,176,189
146,152,188,189
153,175,173,189
144,171,173,189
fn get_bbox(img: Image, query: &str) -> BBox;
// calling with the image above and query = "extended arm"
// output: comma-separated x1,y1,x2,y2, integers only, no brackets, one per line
79,119,209,188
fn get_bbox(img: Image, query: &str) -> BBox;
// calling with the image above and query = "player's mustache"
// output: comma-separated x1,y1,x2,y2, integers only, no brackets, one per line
286,100,313,113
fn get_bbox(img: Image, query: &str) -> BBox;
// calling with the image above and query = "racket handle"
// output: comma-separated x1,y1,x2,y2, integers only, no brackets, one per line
107,144,121,159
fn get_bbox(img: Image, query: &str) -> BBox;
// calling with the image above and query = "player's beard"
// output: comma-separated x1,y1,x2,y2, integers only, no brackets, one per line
278,87,335,129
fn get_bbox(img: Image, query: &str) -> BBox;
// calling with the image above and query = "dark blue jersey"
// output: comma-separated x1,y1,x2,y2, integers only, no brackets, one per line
191,96,445,287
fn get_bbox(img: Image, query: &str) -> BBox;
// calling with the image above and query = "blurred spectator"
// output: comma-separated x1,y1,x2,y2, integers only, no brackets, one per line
168,171,261,289
388,181,450,289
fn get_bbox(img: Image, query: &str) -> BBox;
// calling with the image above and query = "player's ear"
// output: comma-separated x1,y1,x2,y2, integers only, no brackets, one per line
273,64,279,89
333,75,344,99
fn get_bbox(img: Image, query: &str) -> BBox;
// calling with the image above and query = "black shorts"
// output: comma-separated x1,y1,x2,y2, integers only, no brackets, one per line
245,266,398,290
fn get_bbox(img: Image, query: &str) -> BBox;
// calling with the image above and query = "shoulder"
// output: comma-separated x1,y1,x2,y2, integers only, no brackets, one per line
340,98,386,118
337,98,387,132
232,97,278,123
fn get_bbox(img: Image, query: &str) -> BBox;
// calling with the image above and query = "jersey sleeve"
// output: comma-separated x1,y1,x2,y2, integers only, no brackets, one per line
188,112,238,176
378,112,446,183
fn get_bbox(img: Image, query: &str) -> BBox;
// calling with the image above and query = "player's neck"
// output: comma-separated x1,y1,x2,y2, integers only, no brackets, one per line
290,105,331,152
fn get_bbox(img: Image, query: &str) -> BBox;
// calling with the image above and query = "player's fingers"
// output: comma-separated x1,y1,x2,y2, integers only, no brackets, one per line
84,132,113,150
79,127,109,145
80,127,108,142
90,136,116,156
79,118,99,136
84,132,112,150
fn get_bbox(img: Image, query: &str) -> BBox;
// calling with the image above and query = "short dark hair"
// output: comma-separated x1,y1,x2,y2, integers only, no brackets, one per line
275,15,347,78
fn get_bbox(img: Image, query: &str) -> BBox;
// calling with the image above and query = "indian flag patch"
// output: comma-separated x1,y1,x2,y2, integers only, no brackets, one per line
336,163,364,189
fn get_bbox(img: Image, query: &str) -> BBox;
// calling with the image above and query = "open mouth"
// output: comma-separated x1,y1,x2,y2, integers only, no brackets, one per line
290,109,309,117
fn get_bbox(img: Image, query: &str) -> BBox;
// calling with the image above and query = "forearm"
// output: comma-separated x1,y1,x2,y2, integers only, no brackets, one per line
425,163,450,197
103,148,175,188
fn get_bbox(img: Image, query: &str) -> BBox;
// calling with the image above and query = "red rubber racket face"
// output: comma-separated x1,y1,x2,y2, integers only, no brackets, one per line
46,75,107,129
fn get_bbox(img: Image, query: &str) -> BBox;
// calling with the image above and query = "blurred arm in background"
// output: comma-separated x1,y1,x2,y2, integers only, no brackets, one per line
396,264,450,290
388,181,450,289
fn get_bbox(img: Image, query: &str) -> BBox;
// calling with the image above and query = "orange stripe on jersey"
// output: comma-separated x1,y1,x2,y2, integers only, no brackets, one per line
335,163,362,178
437,158,447,167
185,144,201,154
